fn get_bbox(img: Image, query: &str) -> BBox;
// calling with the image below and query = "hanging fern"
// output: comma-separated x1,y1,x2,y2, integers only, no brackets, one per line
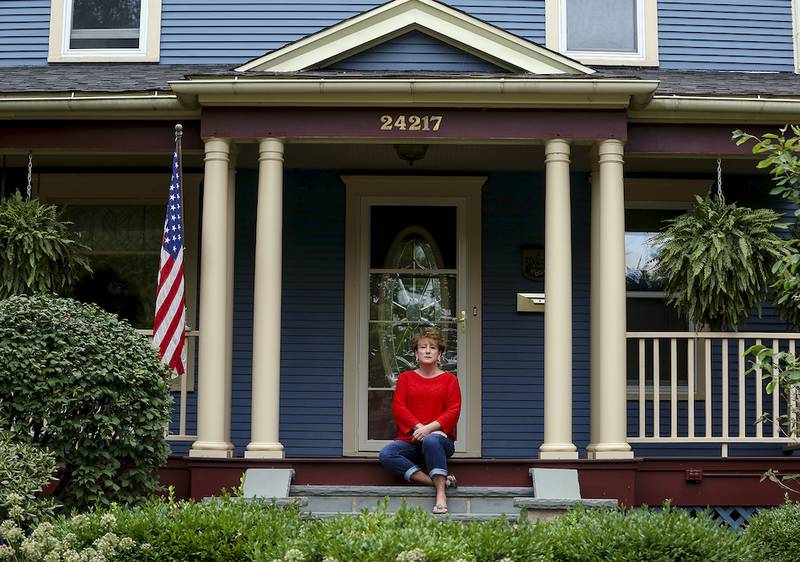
0,193,92,299
652,195,787,330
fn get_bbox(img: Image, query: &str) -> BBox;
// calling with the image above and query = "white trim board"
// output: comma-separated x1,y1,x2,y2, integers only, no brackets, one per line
236,0,593,75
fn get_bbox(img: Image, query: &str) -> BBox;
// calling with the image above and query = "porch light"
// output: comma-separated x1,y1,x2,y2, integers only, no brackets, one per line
394,144,428,166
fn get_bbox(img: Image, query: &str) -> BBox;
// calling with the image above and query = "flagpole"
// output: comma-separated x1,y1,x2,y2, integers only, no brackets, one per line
175,123,184,227
175,123,188,340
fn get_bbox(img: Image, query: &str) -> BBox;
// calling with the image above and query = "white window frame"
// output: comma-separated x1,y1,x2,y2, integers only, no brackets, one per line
48,0,161,63
545,0,659,67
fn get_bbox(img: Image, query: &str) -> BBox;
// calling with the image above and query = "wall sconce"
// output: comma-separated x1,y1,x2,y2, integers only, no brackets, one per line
394,144,428,166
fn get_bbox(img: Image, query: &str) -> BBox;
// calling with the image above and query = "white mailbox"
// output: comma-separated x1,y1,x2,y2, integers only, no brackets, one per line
517,292,545,312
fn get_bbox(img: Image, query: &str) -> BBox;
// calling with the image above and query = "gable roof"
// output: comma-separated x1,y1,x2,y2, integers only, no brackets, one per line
234,0,594,75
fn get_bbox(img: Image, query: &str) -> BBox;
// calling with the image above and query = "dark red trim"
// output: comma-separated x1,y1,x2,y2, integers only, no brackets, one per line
201,108,628,142
626,123,775,156
162,456,800,507
0,117,779,156
0,121,203,151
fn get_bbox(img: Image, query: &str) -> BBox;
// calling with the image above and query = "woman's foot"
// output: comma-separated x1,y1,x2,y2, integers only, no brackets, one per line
432,503,449,515
445,474,458,489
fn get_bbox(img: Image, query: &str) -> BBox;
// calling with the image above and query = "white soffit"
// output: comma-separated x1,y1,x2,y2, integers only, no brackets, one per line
235,0,594,75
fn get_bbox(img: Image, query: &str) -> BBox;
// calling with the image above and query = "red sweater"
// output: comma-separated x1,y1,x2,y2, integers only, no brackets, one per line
393,370,462,443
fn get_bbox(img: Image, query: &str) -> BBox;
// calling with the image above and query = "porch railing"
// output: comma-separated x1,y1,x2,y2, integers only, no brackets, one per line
626,332,800,457
137,329,199,442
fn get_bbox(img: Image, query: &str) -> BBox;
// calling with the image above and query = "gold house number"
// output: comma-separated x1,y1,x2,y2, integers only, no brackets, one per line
379,114,443,131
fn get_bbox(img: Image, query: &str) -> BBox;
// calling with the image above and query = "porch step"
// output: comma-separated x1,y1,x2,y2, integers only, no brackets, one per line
289,485,532,517
304,512,518,522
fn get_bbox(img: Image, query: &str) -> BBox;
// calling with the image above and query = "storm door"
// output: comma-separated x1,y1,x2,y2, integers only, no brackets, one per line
343,178,483,457
365,204,463,451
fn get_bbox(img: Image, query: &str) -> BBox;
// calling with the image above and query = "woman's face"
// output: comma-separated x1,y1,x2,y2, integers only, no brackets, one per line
415,337,441,367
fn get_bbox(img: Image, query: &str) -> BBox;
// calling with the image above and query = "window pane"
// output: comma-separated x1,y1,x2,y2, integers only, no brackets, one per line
625,209,684,292
64,205,161,329
370,206,456,269
368,390,397,440
566,0,637,52
625,231,662,291
73,254,158,329
368,322,458,388
626,298,690,386
63,205,162,252
70,0,141,49
369,274,456,322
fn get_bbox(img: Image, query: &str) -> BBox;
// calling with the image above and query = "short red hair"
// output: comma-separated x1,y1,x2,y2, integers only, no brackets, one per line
411,326,446,353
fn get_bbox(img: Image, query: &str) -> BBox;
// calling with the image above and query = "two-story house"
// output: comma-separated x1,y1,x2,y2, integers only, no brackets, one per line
2,0,800,517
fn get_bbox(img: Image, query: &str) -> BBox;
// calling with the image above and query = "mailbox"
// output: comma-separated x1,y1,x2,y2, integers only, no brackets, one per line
517,292,545,312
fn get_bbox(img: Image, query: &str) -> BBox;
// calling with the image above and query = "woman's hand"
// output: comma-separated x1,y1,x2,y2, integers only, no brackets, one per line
412,423,442,441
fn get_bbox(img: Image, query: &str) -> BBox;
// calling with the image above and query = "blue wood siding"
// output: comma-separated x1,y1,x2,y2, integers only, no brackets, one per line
225,171,345,457
658,0,795,71
481,173,591,457
159,0,545,64
327,30,508,72
0,0,50,65
3,0,797,72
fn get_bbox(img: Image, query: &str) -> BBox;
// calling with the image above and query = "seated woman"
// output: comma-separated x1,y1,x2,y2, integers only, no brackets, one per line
378,327,462,515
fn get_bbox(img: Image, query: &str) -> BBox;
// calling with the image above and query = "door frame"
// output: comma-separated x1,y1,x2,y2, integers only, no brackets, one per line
342,176,484,457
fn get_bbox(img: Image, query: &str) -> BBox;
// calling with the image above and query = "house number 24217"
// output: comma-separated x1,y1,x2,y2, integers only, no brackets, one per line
379,114,443,131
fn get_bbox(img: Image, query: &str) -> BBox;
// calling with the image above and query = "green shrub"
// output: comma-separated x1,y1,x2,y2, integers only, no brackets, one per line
541,504,752,562
25,497,758,562
0,432,58,530
0,295,172,510
745,501,800,562
0,193,91,299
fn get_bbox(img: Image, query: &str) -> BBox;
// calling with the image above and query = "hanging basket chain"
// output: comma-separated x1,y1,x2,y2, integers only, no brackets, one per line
716,156,724,205
26,152,33,200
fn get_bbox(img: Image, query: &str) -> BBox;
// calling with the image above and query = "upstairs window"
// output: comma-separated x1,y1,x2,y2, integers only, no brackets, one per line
49,0,161,62
69,0,142,50
546,0,658,66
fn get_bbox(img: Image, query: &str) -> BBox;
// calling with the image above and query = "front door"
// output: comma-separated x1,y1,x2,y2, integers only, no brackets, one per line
343,177,483,456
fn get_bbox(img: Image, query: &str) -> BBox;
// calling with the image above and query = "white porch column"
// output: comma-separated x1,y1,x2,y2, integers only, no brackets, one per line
587,139,634,459
539,139,578,459
190,138,235,458
223,152,236,444
245,138,285,458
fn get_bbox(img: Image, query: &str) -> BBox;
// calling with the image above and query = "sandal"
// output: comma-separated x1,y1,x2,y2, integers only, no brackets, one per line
432,504,449,515
445,474,458,489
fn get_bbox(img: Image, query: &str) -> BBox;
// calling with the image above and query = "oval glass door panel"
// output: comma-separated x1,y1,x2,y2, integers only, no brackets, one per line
367,205,458,440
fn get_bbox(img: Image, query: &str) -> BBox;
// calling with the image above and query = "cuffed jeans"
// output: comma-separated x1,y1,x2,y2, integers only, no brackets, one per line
379,434,455,481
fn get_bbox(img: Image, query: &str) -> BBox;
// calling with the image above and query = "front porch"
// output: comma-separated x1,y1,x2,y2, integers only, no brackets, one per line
4,113,798,489
161,127,797,463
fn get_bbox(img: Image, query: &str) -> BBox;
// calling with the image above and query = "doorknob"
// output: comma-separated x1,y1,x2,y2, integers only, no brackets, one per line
459,310,466,334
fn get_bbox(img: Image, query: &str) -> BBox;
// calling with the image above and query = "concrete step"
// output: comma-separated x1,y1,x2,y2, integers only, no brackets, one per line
305,512,520,522
289,486,533,516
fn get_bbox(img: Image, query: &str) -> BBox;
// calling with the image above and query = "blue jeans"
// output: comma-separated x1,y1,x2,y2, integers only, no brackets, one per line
379,434,455,482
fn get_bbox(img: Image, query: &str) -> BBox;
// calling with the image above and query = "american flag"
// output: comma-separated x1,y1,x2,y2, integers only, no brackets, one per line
153,136,186,376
